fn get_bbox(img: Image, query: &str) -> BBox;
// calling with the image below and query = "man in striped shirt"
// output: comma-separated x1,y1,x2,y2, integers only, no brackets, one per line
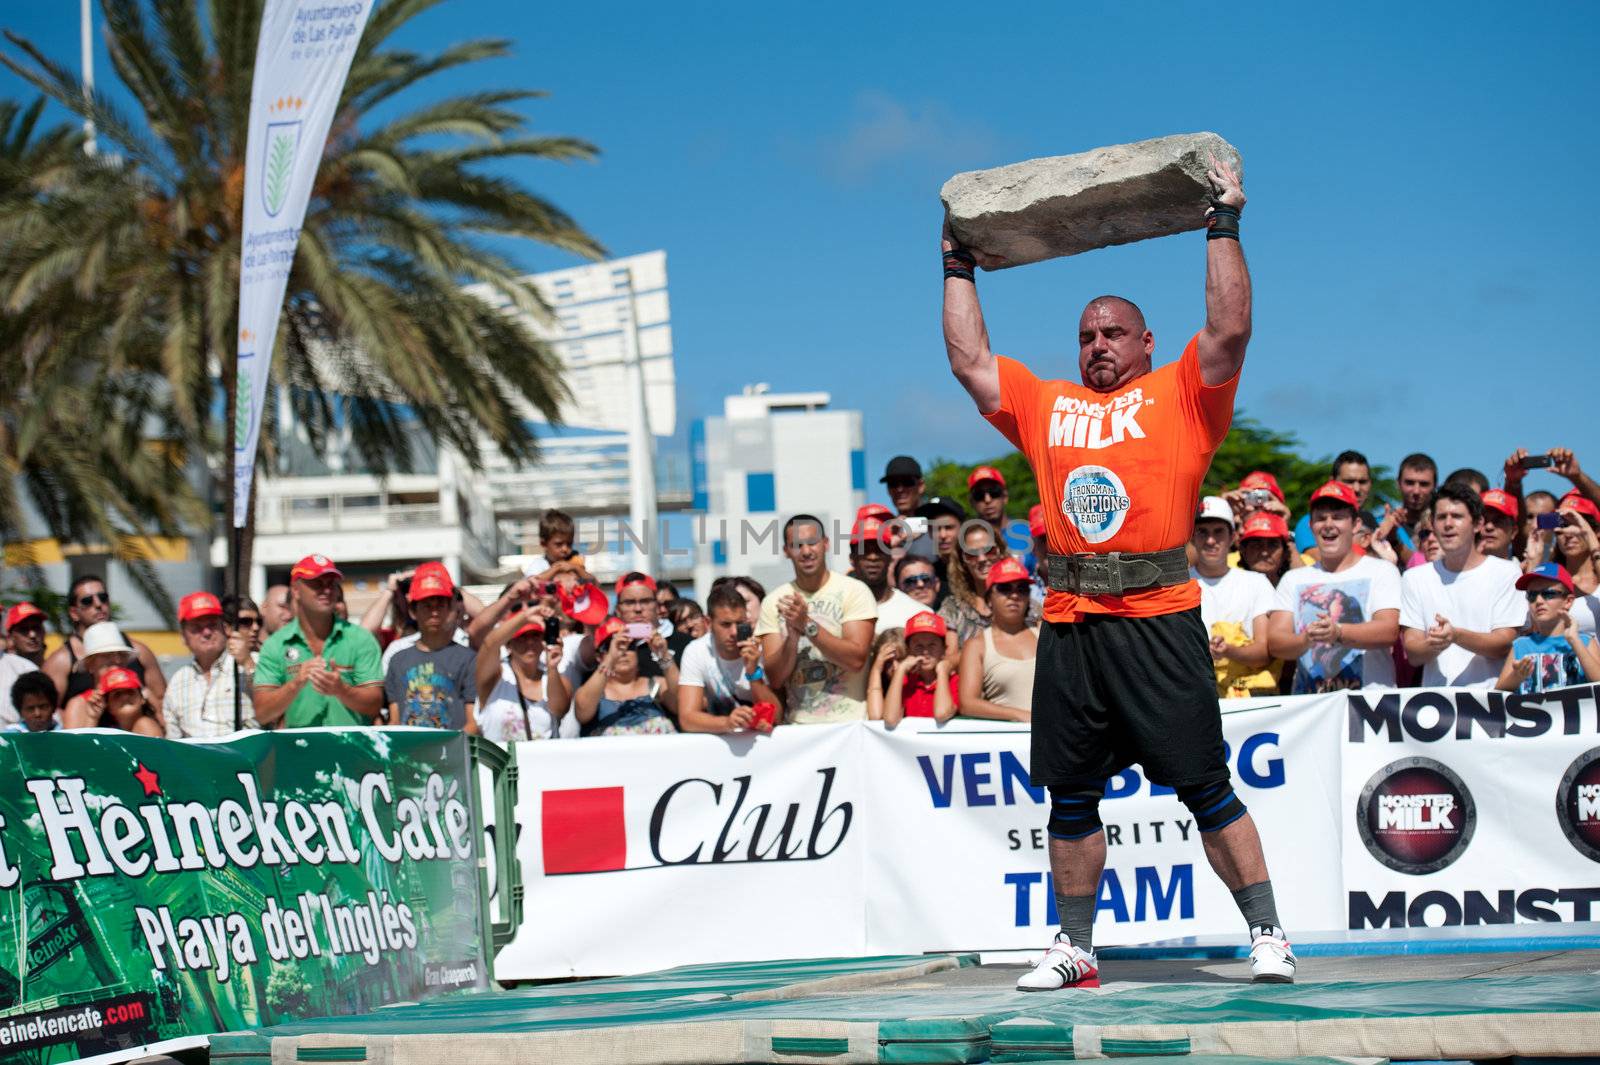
165,591,259,738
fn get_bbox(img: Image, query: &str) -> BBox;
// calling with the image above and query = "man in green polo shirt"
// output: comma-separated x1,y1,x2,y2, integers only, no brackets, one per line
255,554,384,727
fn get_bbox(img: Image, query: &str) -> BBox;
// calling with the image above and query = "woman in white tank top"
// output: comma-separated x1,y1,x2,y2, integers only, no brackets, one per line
958,558,1038,721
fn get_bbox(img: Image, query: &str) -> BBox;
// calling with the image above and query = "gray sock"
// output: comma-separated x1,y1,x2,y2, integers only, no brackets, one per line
1055,893,1096,953
1232,879,1281,936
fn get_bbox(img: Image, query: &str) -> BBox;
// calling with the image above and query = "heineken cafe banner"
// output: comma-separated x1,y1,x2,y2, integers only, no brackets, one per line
493,684,1600,978
0,730,492,1063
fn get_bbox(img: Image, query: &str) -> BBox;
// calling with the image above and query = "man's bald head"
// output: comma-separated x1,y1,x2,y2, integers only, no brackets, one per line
1082,295,1147,333
1077,295,1155,393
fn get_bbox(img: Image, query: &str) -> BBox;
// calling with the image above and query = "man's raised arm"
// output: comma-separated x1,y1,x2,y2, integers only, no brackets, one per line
1197,158,1251,386
942,219,1000,413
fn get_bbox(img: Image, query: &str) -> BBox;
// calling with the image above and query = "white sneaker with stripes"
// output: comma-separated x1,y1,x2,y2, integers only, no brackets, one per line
1249,926,1297,983
1016,932,1100,991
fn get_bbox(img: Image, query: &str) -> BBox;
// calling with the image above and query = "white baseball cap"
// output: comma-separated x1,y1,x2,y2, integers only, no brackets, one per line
81,621,134,657
1197,496,1235,528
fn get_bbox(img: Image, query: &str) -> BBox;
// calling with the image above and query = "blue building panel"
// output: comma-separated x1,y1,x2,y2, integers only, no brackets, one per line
746,472,776,513
850,449,867,492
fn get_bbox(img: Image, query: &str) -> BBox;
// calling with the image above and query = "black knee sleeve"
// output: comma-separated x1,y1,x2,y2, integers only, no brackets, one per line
1177,779,1247,833
1047,785,1104,840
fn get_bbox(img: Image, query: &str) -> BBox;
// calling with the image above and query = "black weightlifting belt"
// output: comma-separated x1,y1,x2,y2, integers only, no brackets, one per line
1045,546,1190,596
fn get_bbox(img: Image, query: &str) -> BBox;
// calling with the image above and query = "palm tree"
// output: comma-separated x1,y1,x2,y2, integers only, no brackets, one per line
1,0,603,588
0,97,200,615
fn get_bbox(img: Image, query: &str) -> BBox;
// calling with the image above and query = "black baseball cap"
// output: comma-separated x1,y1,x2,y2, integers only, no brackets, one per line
916,495,967,521
880,456,923,483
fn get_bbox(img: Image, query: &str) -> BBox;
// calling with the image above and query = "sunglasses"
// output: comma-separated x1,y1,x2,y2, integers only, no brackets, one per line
233,615,262,628
886,478,919,490
970,487,1004,501
992,581,1031,596
900,574,937,588
75,592,109,607
1525,588,1568,602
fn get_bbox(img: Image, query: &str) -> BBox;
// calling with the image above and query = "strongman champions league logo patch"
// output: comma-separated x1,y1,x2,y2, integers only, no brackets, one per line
1556,747,1600,863
1062,465,1131,544
1357,757,1476,875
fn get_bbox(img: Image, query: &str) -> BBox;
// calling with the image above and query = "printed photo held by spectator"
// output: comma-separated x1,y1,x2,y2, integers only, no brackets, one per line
958,557,1038,721
383,563,479,730
1191,497,1277,699
878,611,959,726
474,603,571,743
677,584,781,734
253,555,385,728
1269,482,1402,694
165,591,258,738
757,515,876,723
575,616,679,736
1400,483,1526,688
44,574,167,713
5,671,59,733
1498,563,1600,693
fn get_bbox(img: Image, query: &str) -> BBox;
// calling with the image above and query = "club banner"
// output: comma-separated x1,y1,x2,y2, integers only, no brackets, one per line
233,0,375,525
495,725,866,978
0,729,489,1064
1342,684,1600,930
496,687,1600,979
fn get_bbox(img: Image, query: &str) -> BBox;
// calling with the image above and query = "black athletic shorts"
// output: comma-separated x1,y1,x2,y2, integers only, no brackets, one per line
1030,607,1229,791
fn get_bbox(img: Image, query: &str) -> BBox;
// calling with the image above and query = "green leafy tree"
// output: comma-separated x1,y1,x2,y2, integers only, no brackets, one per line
1,0,603,588
0,97,198,611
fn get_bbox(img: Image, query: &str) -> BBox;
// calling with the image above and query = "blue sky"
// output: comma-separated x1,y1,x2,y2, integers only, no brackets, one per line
5,1,1598,507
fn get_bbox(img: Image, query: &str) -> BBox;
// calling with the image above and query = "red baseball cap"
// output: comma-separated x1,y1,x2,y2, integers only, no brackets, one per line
1480,489,1519,521
1559,491,1600,523
1239,512,1292,541
1240,471,1285,503
290,554,342,581
557,580,610,626
905,611,948,639
4,602,45,631
967,466,1006,490
593,615,626,649
407,561,455,602
178,591,223,622
857,503,893,523
615,572,657,598
1309,480,1359,511
851,516,888,546
1516,562,1575,594
97,667,142,695
985,557,1032,588
1028,504,1046,537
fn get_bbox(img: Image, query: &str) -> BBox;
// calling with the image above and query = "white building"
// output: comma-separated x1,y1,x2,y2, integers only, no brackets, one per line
690,385,866,598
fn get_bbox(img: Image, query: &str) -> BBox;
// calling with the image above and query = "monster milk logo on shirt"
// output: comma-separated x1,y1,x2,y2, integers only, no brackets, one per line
1062,465,1132,544
1047,387,1150,450
261,96,304,217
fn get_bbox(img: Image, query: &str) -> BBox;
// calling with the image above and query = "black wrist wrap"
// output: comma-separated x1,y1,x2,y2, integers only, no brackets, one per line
1207,202,1241,241
943,247,976,282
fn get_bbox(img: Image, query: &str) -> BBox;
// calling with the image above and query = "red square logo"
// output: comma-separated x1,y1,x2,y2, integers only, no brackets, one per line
541,786,626,874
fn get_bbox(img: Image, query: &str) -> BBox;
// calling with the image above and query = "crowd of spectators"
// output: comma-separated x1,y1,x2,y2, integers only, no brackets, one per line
2,446,1596,742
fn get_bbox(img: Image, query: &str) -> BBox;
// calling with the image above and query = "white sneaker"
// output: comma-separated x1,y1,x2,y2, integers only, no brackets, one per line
1016,932,1100,991
1249,926,1296,983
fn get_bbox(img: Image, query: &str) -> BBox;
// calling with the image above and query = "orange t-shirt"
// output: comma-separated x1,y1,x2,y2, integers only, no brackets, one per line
983,332,1239,622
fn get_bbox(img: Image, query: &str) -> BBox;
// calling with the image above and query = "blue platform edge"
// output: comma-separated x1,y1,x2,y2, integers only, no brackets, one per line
1097,921,1600,960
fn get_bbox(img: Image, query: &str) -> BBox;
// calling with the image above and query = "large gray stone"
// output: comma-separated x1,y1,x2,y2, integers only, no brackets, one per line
940,132,1243,269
